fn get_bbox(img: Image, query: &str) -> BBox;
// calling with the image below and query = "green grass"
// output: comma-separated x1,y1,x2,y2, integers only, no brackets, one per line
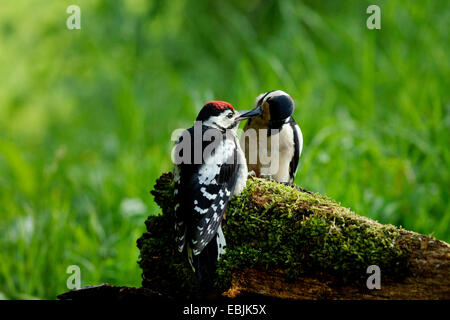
0,0,448,299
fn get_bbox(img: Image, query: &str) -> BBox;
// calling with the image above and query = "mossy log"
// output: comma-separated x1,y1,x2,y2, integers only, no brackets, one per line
136,172,450,300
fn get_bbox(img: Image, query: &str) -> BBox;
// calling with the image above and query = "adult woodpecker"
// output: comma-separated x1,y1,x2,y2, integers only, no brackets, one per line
240,90,303,184
172,101,255,292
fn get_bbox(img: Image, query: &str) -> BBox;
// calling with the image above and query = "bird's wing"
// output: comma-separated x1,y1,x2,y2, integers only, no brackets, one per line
173,126,201,253
187,138,238,255
289,118,303,182
174,127,239,255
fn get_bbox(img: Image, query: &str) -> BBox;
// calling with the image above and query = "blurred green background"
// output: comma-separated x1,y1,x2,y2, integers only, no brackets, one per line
0,0,448,299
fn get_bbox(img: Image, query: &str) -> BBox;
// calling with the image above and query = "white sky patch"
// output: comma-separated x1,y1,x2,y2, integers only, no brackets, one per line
120,198,147,217
7,215,35,244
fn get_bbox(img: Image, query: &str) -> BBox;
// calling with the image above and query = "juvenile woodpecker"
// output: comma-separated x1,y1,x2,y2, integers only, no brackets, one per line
172,101,255,292
240,90,303,184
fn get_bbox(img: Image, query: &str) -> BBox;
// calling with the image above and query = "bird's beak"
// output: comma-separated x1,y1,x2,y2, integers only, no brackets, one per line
235,106,263,121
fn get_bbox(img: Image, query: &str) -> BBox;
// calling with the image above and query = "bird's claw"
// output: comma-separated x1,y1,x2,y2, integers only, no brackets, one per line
260,174,274,181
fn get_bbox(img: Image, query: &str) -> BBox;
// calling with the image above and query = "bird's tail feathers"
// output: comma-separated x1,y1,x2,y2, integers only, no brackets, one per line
190,233,222,294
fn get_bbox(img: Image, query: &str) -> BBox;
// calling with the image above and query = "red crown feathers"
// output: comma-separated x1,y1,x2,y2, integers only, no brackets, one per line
204,101,234,110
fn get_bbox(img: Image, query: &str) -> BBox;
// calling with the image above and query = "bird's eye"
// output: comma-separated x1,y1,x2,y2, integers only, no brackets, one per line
226,113,233,119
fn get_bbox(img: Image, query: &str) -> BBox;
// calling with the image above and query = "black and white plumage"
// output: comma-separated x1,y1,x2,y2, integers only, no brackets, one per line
240,90,303,184
172,101,252,290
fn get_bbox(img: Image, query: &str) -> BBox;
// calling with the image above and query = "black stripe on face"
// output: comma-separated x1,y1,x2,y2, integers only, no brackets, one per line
257,90,275,107
288,121,300,183
226,121,239,130
212,121,227,132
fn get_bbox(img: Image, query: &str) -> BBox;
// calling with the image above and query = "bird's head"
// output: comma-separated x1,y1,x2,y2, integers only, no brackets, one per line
240,90,295,124
197,101,257,131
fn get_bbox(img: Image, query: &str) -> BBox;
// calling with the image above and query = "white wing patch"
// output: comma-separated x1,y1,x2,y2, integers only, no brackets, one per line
200,187,217,200
194,206,208,214
187,244,195,270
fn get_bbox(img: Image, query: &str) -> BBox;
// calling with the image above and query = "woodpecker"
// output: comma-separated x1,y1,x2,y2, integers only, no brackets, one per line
172,101,255,292
240,90,303,184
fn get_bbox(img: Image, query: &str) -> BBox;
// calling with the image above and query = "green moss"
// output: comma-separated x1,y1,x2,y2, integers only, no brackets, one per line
137,173,409,297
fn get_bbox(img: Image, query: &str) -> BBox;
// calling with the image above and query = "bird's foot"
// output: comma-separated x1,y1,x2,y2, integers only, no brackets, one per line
260,174,274,181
